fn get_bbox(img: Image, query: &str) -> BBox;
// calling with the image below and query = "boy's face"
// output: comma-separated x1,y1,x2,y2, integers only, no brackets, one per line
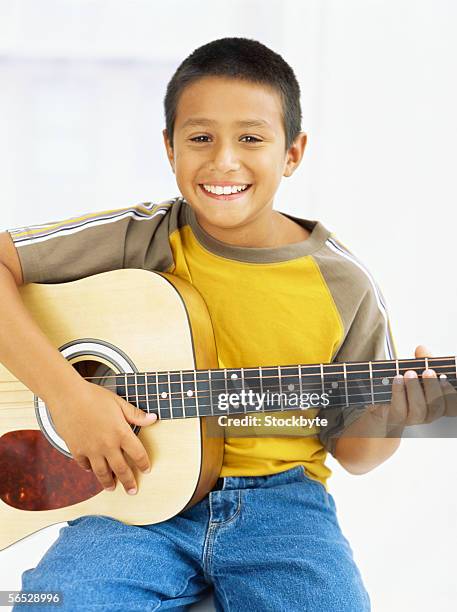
163,76,307,232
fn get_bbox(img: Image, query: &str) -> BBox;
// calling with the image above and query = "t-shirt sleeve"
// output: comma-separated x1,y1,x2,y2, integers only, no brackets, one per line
318,279,398,456
5,200,179,284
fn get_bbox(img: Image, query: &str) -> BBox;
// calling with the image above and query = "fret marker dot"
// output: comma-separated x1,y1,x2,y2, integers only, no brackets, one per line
161,392,168,399
382,377,389,386
288,384,294,391
186,389,194,397
331,382,338,389
231,373,238,380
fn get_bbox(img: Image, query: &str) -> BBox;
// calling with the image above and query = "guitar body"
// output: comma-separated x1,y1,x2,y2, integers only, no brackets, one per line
0,269,223,550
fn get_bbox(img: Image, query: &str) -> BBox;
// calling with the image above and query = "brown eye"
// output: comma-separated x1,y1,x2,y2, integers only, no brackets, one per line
241,136,262,143
190,135,210,143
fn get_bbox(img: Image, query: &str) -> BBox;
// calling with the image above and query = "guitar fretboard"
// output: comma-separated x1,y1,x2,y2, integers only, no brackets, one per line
109,356,457,420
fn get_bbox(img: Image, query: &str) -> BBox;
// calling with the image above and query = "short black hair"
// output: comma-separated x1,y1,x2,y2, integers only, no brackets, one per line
164,37,302,152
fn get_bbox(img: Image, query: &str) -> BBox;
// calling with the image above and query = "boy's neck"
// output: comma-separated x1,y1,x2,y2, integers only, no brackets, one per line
194,209,311,248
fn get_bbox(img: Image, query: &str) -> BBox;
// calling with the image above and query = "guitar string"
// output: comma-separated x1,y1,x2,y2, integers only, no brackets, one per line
0,368,455,396
2,376,456,411
0,368,454,396
0,359,454,390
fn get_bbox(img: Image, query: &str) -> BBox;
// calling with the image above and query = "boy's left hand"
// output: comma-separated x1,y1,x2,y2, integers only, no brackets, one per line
341,345,457,439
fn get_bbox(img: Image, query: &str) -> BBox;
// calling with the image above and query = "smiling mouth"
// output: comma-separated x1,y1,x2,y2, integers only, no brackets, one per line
198,184,253,201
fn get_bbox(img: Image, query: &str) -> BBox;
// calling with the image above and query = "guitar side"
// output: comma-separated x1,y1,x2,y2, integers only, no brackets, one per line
0,269,223,550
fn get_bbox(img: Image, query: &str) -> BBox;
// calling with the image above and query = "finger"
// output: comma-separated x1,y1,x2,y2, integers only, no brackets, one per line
414,345,432,358
73,453,93,472
387,375,407,431
106,450,139,495
90,456,116,491
404,370,427,425
120,430,152,477
118,397,158,426
439,375,457,417
422,369,446,423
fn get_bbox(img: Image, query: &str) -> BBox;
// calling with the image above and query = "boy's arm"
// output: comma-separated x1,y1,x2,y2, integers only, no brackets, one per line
318,274,400,474
0,232,84,404
332,424,402,475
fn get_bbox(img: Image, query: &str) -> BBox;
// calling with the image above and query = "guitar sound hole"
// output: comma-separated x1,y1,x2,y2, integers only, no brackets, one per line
72,360,117,393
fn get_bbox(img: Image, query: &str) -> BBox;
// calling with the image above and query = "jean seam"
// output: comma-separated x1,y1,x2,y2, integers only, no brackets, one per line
203,491,242,580
202,522,216,579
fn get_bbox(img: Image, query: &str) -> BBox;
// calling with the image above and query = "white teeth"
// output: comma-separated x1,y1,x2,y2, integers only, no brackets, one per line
202,184,249,195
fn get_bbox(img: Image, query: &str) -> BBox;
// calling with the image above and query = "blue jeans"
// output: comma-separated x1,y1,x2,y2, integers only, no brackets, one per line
16,466,370,611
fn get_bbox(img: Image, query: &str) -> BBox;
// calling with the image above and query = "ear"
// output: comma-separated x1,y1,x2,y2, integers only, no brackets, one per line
162,129,175,174
283,132,307,178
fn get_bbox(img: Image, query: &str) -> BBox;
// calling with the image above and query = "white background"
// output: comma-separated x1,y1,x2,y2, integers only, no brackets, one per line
1,1,456,611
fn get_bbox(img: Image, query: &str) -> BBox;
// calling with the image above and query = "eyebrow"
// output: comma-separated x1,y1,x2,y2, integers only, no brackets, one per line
180,118,273,130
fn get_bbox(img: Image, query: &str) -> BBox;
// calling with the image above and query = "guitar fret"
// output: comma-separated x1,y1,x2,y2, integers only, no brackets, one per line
320,363,324,396
343,363,349,406
194,370,199,416
299,365,303,396
241,367,246,414
180,370,185,418
368,361,374,404
278,365,283,410
396,360,399,376
124,373,129,404
155,373,160,418
145,373,150,414
208,370,213,415
134,372,139,408
167,371,173,419
259,366,264,399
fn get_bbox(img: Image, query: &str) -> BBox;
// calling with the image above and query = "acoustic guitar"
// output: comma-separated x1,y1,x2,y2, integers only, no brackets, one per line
0,269,455,550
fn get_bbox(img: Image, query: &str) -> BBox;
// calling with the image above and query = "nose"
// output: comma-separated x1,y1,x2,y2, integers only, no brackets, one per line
208,140,241,173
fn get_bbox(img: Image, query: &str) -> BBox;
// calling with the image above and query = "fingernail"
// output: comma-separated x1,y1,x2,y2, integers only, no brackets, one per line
393,375,404,384
141,466,151,474
404,370,418,378
145,413,157,422
440,374,447,379
106,485,115,491
127,488,137,495
423,369,436,377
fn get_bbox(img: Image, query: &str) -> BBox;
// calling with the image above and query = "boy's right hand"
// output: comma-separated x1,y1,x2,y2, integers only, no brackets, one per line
45,380,158,495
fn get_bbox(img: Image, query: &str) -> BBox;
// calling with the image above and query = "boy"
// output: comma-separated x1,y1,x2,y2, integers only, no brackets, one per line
0,37,445,611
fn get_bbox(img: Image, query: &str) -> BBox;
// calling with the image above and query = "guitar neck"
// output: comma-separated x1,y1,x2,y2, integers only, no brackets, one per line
111,356,457,420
